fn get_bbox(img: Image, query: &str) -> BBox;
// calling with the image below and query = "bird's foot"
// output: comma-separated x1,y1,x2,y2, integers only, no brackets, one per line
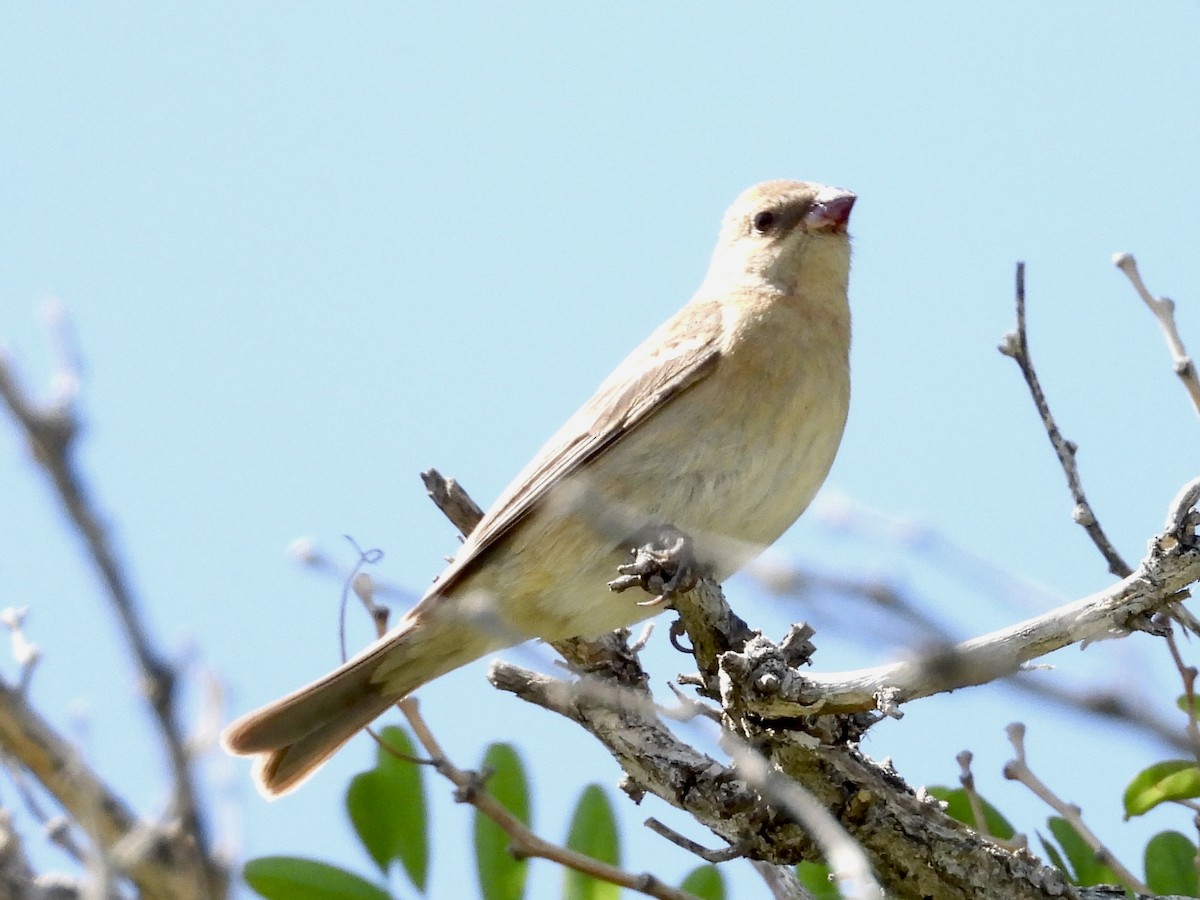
608,524,701,605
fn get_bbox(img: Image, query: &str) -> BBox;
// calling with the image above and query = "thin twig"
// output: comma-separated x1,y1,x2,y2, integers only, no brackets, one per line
0,313,220,895
1160,624,1200,760
399,698,700,900
1113,252,1200,416
1008,674,1192,755
951,751,1027,853
998,262,1132,578
749,859,810,900
1003,723,1148,893
1,757,87,864
955,751,991,839
643,818,743,863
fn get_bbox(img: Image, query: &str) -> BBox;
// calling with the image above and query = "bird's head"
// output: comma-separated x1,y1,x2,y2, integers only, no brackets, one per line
706,179,856,296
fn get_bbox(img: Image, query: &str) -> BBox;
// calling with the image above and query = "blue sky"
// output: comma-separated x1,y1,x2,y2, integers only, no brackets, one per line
1,4,1198,898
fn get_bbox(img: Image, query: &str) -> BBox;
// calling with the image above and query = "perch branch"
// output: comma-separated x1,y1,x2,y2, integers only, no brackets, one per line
488,658,1072,899
425,468,1088,896
723,477,1200,719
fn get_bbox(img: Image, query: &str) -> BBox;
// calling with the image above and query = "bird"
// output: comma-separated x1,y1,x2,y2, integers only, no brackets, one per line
223,179,856,797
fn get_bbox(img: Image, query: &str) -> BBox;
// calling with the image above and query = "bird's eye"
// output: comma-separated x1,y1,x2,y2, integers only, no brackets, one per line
752,210,776,234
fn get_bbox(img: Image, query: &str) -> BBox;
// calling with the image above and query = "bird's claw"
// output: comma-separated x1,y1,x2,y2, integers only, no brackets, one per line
607,524,701,604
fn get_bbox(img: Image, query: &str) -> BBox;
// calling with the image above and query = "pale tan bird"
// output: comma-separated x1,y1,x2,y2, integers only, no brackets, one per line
223,179,856,796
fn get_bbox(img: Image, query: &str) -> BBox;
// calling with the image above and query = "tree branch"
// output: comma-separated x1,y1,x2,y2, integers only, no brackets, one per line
398,697,701,900
1113,252,1200,417
0,311,223,897
1003,723,1147,893
427,468,1075,897
723,477,1199,718
424,459,1200,897
488,657,1072,900
0,676,207,899
998,262,1132,577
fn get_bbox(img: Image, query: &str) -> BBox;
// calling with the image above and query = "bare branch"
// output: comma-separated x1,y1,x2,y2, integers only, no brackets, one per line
749,859,812,900
421,468,485,536
728,742,885,899
723,477,1200,719
0,677,205,899
1114,252,1200,416
757,502,1195,751
0,316,222,895
643,818,744,863
1,755,88,865
489,473,1200,897
998,262,1132,577
1159,624,1200,760
421,469,1112,897
1003,722,1148,893
398,698,700,900
489,659,1072,899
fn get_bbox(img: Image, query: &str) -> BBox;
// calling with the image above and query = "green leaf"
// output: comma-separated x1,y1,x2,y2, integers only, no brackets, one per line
563,784,620,900
1124,760,1200,818
346,725,428,891
925,786,1015,839
796,861,842,898
474,743,531,900
1175,694,1200,716
679,864,725,900
1046,817,1117,887
243,856,392,900
1145,830,1199,896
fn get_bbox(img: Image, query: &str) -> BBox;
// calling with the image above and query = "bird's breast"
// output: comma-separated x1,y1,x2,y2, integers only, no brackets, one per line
586,294,850,577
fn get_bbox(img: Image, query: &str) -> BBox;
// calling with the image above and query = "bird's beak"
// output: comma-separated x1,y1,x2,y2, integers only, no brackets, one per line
804,188,856,234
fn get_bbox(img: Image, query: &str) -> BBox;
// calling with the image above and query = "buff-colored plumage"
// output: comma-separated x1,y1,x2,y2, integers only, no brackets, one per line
222,180,856,796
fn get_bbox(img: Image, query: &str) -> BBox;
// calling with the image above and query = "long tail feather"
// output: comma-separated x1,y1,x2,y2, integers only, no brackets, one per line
223,615,492,796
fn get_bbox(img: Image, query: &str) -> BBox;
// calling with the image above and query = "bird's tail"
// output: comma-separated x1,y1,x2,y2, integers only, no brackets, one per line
222,616,472,797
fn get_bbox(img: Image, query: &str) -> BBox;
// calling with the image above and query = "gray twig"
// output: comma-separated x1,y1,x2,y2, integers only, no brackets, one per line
998,262,1132,578
1113,252,1200,416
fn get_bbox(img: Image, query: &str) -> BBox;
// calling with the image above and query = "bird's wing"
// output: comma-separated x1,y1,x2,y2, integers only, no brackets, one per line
426,297,726,598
